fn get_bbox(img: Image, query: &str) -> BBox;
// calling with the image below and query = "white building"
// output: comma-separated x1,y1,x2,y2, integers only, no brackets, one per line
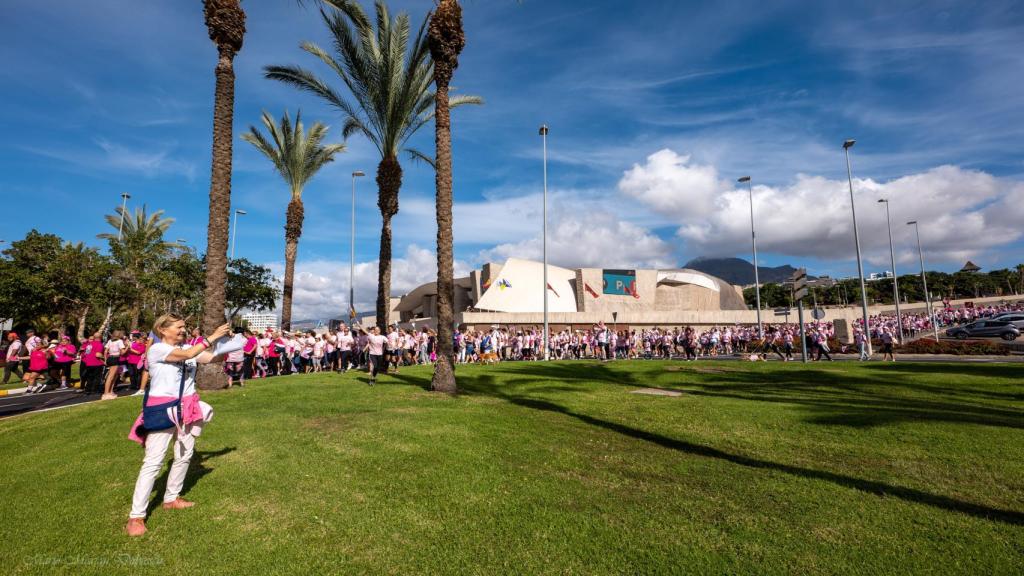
242,312,277,332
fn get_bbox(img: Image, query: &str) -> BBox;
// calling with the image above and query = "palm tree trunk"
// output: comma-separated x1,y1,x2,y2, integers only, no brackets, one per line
76,306,90,342
199,0,245,390
428,0,464,394
282,197,304,331
375,155,402,329
99,305,113,337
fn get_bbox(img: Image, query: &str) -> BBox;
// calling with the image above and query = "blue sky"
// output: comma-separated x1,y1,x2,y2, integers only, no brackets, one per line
2,0,1022,318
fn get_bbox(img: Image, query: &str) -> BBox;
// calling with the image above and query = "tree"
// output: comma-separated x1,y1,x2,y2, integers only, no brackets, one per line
427,0,465,393
226,257,281,320
266,0,480,328
241,110,345,330
200,0,246,389
97,206,179,330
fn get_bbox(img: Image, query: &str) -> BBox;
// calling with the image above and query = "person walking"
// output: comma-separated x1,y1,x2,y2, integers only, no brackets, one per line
880,328,896,362
125,314,230,537
102,330,127,400
365,326,386,385
53,335,78,390
3,332,23,384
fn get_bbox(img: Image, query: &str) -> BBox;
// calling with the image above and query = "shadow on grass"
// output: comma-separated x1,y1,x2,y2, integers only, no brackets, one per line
145,446,236,517
386,362,1024,526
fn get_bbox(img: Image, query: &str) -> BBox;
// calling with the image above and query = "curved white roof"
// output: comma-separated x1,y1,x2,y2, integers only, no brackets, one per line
656,269,720,292
474,258,578,313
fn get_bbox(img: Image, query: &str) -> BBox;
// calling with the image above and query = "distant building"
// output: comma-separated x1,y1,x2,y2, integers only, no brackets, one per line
390,257,747,330
867,271,894,282
241,312,277,332
960,261,981,273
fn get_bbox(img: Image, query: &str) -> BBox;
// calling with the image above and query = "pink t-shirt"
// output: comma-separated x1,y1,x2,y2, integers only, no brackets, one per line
28,348,48,372
125,340,146,364
243,337,258,354
54,343,77,363
81,340,105,367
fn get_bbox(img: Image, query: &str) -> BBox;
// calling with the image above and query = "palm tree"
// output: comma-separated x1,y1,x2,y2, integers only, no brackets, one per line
427,0,465,394
98,206,180,330
241,110,346,331
199,0,246,389
266,0,480,329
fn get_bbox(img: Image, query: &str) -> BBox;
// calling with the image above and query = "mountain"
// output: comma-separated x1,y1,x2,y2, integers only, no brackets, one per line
684,257,799,286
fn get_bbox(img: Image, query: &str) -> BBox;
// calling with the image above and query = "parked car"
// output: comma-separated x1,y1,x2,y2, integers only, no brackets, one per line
989,313,1024,330
945,320,1020,341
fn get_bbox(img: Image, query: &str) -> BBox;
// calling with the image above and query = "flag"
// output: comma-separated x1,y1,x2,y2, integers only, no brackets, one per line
584,283,599,298
547,283,560,298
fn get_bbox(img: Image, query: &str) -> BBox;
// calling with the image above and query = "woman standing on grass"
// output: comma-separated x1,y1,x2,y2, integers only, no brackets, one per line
125,314,231,537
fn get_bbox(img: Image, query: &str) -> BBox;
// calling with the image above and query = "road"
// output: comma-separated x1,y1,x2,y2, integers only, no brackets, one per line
0,386,137,419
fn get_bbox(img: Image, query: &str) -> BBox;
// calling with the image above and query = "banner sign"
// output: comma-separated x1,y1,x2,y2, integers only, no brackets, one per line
602,269,637,296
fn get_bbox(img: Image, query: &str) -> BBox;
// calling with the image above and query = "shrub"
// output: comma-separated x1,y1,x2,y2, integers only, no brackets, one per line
896,338,1011,356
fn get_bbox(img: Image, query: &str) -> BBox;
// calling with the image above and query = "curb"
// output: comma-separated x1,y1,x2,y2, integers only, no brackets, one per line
0,387,28,396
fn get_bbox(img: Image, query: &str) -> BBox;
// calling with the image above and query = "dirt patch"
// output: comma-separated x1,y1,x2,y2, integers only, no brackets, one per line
631,387,683,397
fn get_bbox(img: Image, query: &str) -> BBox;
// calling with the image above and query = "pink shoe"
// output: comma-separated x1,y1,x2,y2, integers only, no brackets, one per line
162,498,195,510
126,518,146,537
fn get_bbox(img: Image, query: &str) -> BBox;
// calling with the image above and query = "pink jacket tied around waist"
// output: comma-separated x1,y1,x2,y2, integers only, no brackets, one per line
128,393,213,445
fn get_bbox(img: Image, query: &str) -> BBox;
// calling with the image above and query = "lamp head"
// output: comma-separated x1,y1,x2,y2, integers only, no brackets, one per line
906,221,917,226
737,176,751,183
121,192,131,200
236,209,247,215
352,171,366,177
843,139,856,149
877,199,887,204
539,125,549,136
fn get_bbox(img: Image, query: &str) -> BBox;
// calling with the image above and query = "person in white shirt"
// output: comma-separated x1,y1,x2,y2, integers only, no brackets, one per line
125,314,230,537
102,331,127,400
364,326,387,385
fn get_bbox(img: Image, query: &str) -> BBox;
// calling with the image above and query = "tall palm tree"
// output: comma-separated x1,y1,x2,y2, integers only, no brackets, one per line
199,0,246,389
98,206,180,330
266,0,480,329
427,0,465,394
241,110,346,331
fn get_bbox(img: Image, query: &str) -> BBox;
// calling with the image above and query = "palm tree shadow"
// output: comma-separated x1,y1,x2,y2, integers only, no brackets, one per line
445,364,1024,526
145,446,236,517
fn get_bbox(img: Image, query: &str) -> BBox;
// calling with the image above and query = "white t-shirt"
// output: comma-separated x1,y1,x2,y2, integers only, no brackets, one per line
105,339,126,357
367,334,387,356
147,342,196,397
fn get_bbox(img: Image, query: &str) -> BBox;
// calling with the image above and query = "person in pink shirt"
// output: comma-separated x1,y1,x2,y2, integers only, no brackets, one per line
21,345,50,393
3,332,24,384
242,329,258,382
53,334,78,390
80,330,106,395
124,332,147,393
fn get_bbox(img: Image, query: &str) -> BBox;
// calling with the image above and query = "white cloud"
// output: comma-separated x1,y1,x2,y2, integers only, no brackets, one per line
265,244,471,321
477,206,675,270
617,148,1022,266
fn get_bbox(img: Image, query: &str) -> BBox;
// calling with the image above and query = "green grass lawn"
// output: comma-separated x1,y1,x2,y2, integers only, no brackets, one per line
1,360,1022,575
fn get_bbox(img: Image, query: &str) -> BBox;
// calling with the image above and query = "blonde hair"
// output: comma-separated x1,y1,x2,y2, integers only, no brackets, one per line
152,313,185,338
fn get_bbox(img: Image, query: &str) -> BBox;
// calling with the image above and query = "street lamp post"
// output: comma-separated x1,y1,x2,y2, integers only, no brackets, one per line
907,221,940,342
230,209,247,260
117,192,131,241
738,176,762,336
351,171,365,324
539,124,550,361
843,139,872,356
878,199,903,343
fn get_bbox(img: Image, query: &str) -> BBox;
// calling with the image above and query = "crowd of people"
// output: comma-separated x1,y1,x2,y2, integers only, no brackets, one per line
4,301,1023,395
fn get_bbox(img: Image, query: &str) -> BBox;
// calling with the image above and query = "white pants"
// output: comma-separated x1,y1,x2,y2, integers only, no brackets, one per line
129,426,196,519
